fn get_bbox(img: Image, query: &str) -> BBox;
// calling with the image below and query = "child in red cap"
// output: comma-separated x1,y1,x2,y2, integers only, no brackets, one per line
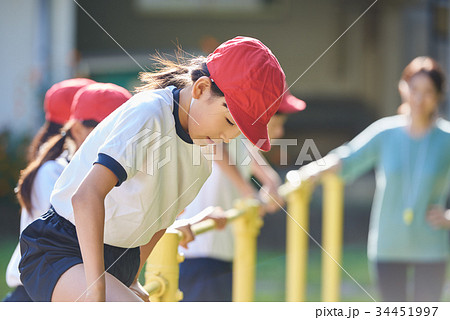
177,87,306,301
19,36,285,302
27,78,95,162
4,78,95,302
4,82,129,302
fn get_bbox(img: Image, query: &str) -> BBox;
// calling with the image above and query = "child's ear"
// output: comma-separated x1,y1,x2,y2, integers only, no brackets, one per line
192,76,212,99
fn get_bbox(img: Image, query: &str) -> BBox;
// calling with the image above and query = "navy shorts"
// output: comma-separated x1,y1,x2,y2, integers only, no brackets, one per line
2,285,33,302
179,257,232,302
19,207,140,302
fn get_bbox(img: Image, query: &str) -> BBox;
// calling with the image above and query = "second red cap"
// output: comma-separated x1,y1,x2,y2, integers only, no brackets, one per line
278,90,306,114
70,83,132,123
44,78,96,124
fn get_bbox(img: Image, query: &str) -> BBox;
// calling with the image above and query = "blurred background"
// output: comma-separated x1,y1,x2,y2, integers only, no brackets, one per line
0,0,449,301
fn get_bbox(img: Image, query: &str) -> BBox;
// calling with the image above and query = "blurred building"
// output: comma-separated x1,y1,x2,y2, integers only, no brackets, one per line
0,0,76,135
0,0,449,246
1,0,449,154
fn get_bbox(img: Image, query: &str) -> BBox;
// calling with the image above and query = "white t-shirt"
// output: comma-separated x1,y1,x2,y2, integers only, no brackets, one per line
6,157,68,288
178,135,252,262
50,87,211,248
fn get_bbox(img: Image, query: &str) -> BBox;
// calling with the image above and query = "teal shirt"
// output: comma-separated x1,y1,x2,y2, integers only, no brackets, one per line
332,115,450,262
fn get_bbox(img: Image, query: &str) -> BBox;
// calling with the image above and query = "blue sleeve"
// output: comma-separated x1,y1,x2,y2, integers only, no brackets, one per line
94,153,128,186
329,120,385,183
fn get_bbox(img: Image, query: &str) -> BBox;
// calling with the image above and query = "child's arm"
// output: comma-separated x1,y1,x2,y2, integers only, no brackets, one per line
171,206,227,248
129,228,166,301
250,156,284,213
71,164,118,302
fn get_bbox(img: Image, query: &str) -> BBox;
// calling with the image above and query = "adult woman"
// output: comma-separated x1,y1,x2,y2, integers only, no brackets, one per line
288,57,450,301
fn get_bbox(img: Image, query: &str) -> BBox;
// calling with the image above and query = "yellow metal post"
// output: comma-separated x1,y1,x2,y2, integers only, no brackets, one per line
321,173,344,302
232,199,262,302
145,231,184,302
285,181,312,302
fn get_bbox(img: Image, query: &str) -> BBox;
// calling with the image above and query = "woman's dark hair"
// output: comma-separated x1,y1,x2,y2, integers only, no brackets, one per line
135,53,224,97
26,121,63,163
415,69,445,94
401,56,445,94
17,122,76,214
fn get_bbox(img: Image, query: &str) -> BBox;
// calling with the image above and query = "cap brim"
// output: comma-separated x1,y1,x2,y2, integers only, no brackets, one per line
278,92,306,113
227,101,271,152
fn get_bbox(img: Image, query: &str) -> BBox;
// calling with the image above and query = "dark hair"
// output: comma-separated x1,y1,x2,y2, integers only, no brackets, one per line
401,56,445,94
414,69,445,94
26,121,63,163
17,118,100,214
17,122,76,214
135,53,224,97
81,119,99,128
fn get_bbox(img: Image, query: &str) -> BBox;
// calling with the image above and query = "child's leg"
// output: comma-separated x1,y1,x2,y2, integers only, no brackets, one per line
52,264,143,302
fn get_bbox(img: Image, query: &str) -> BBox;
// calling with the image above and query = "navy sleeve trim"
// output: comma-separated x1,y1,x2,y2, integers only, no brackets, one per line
172,88,194,144
94,153,128,187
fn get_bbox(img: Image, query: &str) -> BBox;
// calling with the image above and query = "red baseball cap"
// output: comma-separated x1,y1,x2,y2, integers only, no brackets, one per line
278,89,306,114
44,78,96,124
70,83,132,123
206,36,285,152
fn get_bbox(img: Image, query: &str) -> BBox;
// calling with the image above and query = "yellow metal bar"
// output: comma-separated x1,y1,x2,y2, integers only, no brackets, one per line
285,181,312,302
321,173,344,302
144,280,162,297
190,208,245,236
144,207,250,302
232,199,262,302
278,180,301,198
145,231,184,302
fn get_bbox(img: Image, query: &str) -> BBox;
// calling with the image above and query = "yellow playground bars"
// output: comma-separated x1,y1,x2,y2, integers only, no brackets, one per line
144,173,344,302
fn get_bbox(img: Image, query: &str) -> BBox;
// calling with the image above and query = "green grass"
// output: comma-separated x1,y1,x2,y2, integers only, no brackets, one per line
1,238,449,302
0,237,18,300
254,243,376,302
254,244,450,302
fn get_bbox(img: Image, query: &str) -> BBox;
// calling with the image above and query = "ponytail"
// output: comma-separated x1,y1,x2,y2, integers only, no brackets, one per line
17,121,75,214
135,52,223,97
26,121,63,163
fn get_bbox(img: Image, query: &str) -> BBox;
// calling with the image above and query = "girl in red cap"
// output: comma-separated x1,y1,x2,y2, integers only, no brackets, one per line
4,83,130,302
26,78,96,162
3,78,94,302
18,36,285,302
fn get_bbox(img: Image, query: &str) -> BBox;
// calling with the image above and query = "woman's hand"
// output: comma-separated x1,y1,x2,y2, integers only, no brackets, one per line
426,206,450,229
286,155,342,187
129,279,150,302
